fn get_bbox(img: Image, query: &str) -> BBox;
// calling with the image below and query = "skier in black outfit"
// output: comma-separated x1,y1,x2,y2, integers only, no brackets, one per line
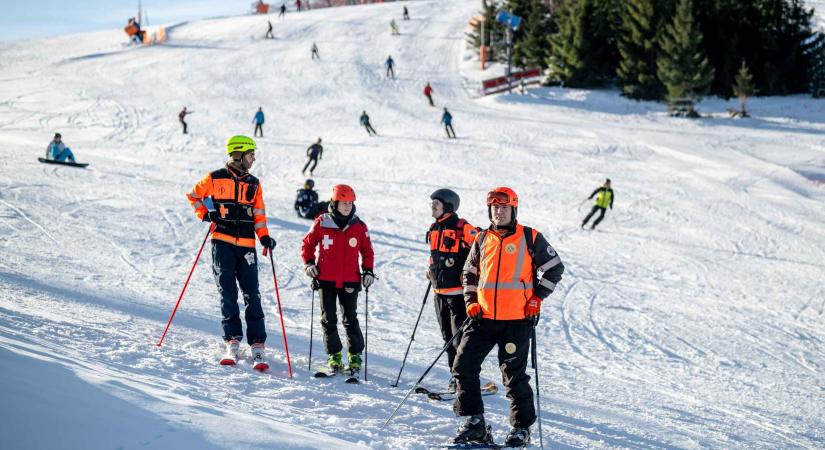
581,179,614,230
295,179,329,219
427,189,479,391
265,20,274,39
279,3,286,17
360,111,377,136
311,42,320,60
385,55,395,79
403,6,410,20
441,107,456,138
302,138,323,175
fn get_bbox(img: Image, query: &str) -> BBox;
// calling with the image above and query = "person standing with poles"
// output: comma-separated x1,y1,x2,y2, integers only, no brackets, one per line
300,184,375,380
311,42,320,60
425,189,478,392
179,107,193,134
451,187,564,447
253,107,265,137
441,107,456,139
302,137,323,176
185,135,277,370
581,178,614,230
423,82,435,107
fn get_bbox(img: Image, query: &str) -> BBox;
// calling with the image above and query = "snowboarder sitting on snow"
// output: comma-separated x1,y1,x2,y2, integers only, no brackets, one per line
294,179,329,220
300,185,375,376
427,189,479,392
452,187,564,447
46,133,76,163
581,178,614,230
186,135,276,369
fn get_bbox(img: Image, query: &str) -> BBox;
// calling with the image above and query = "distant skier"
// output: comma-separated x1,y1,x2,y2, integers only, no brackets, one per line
390,19,400,35
302,137,323,175
424,82,435,107
185,135,276,369
294,179,329,219
296,0,302,12
311,42,320,60
385,55,395,79
441,107,456,139
45,133,76,163
253,107,265,137
452,186,564,447
581,179,614,230
301,184,375,376
360,111,377,136
179,107,193,134
265,20,274,39
279,3,286,17
426,188,479,392
403,5,410,20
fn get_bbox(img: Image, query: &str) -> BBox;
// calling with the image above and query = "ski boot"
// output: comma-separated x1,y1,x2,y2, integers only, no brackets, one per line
327,352,343,373
447,377,457,394
504,427,531,447
220,339,240,365
347,352,362,371
452,414,491,444
250,343,269,372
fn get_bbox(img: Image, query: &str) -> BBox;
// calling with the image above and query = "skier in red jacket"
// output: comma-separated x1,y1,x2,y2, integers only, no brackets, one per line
300,184,375,376
424,82,434,107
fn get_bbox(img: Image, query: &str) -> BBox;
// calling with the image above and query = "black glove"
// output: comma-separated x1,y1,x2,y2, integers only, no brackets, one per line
260,236,276,249
202,210,221,222
311,278,320,291
362,269,375,288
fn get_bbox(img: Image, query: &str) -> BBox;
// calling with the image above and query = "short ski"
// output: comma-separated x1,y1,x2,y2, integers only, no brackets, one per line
314,370,338,378
416,381,498,401
345,368,360,384
429,444,506,449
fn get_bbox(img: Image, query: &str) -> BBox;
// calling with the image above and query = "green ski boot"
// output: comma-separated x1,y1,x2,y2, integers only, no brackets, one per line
327,352,343,373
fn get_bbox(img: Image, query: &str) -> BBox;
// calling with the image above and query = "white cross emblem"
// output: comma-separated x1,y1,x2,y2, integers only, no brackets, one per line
322,235,333,250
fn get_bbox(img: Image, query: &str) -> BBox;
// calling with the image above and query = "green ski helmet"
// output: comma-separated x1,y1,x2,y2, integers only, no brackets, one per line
226,135,257,155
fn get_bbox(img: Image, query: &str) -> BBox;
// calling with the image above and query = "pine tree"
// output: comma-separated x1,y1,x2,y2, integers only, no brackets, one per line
616,0,662,100
657,0,714,114
732,60,755,116
511,0,555,69
466,1,506,65
809,32,825,97
547,0,605,86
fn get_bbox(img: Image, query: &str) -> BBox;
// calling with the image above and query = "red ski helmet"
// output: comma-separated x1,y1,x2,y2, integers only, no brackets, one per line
331,184,356,202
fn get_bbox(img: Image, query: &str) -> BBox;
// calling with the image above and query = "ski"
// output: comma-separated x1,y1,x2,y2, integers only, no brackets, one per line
314,370,338,378
429,444,505,449
416,381,498,401
345,368,360,384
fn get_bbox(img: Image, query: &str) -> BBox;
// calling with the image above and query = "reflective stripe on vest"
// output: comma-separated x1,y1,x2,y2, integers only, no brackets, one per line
477,225,534,320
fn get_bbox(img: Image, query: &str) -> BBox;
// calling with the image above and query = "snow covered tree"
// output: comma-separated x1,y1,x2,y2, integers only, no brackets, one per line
657,0,714,114
732,60,755,116
616,0,663,100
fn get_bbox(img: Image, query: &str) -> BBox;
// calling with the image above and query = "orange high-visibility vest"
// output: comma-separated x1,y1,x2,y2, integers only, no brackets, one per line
476,224,536,320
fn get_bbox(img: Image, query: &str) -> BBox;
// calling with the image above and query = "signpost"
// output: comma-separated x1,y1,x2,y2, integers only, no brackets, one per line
495,10,522,93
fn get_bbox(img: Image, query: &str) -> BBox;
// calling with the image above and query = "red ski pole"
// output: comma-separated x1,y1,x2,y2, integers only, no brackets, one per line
266,249,293,378
156,223,215,347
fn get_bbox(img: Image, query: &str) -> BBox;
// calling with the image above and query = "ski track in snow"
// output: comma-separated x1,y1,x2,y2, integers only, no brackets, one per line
1,0,825,449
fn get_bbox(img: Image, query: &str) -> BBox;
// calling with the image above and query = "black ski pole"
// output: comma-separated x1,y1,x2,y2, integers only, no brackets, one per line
392,281,431,387
308,286,315,371
364,287,369,381
382,317,471,430
531,323,544,450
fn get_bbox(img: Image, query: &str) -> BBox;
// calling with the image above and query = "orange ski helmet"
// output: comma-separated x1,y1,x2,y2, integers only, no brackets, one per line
486,186,518,222
331,184,356,202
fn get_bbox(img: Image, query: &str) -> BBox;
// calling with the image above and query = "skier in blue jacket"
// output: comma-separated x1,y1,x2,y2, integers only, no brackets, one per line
441,108,456,139
253,107,265,137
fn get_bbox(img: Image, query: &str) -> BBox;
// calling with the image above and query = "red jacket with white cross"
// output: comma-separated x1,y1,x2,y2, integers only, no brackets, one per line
300,212,374,289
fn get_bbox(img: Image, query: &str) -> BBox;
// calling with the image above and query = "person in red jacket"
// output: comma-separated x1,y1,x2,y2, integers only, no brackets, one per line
300,184,375,375
424,82,434,107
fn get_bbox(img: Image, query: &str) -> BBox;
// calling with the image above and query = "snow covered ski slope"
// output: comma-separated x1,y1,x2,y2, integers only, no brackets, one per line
0,1,824,449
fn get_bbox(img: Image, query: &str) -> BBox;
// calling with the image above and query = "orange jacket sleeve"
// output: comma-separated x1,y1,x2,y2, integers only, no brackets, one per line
462,221,480,247
187,173,212,220
252,183,269,239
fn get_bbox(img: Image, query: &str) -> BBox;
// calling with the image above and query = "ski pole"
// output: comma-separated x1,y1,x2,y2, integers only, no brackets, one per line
391,281,431,387
531,324,544,450
364,287,369,382
267,250,293,378
382,317,471,430
156,223,215,347
308,286,315,371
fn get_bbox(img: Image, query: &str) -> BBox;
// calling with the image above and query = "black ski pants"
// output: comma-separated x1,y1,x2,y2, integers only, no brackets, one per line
386,66,395,79
320,287,364,355
364,123,377,136
181,120,188,134
435,294,468,371
302,156,318,174
582,205,606,229
452,319,535,428
211,240,267,345
254,123,263,137
426,94,434,107
445,124,456,138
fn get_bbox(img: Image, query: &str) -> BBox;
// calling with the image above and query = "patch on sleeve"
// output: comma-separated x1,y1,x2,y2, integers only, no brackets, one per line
244,252,256,266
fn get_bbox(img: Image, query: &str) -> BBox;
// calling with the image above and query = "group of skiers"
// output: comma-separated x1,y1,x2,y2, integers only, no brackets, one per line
181,134,625,446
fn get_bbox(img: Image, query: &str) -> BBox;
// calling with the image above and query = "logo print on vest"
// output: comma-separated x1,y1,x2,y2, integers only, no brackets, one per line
505,243,517,254
349,237,358,247
505,342,517,354
244,252,255,265
445,257,455,267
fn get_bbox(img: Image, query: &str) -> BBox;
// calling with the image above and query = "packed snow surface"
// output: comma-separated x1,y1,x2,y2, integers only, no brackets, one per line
0,1,823,449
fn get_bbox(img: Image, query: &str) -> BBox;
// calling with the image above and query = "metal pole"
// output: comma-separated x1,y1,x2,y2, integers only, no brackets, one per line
308,287,315,371
507,20,514,94
364,287,369,381
391,282,431,387
531,325,544,450
268,251,293,378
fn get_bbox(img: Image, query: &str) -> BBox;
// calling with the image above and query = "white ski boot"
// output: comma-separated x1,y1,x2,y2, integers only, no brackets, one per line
251,343,269,372
220,339,240,366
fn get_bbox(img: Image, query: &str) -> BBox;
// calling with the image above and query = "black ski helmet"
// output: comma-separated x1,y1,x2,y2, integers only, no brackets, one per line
430,188,460,213
305,179,315,189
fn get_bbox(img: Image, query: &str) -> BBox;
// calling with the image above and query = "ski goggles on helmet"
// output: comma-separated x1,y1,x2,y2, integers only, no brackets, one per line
487,191,513,206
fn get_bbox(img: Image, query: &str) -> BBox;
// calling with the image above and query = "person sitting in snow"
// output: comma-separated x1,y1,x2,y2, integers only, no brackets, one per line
294,179,329,220
46,133,76,163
